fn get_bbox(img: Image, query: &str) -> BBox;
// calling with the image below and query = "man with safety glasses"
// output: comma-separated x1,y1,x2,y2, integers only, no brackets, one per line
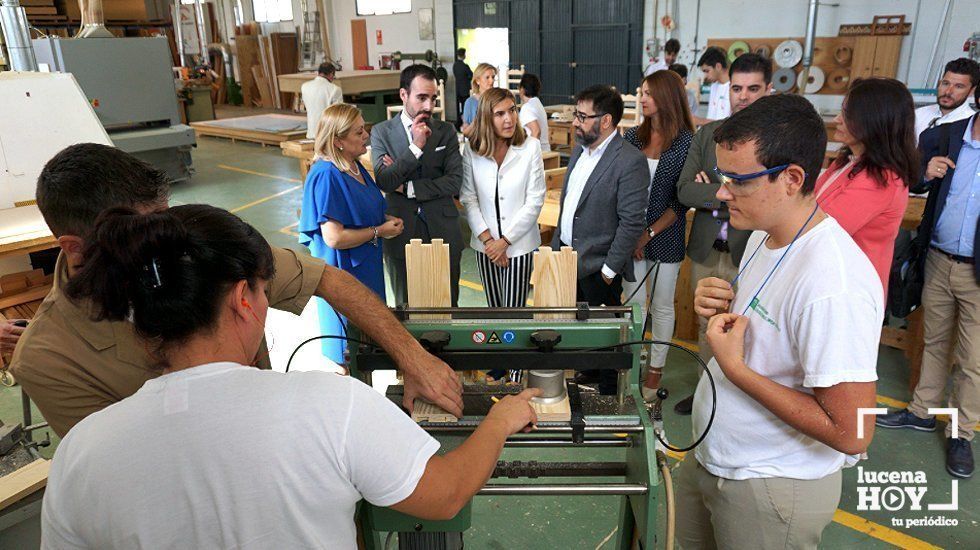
677,95,883,548
673,52,774,414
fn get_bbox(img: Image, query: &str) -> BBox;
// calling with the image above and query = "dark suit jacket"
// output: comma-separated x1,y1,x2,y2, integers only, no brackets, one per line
453,61,473,99
917,113,980,280
675,119,752,266
550,132,649,282
370,116,464,260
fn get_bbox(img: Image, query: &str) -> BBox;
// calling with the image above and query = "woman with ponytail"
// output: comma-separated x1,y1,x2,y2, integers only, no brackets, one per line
42,204,540,549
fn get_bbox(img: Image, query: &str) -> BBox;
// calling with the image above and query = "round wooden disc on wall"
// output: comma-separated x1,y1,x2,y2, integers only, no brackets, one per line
826,68,851,92
797,66,825,94
727,40,751,63
775,39,803,68
773,67,797,93
834,45,853,66
754,45,772,59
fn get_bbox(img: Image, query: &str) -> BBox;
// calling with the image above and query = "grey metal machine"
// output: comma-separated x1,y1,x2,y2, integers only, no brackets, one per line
32,36,196,183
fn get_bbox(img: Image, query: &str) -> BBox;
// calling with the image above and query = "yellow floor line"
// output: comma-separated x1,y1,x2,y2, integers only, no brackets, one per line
832,510,941,550
217,164,303,183
230,185,302,214
278,222,299,237
459,279,484,292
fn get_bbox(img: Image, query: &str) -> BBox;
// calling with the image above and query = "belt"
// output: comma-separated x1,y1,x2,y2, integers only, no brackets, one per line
931,246,975,265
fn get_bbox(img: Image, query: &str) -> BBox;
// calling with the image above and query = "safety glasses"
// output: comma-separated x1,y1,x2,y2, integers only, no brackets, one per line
714,164,791,197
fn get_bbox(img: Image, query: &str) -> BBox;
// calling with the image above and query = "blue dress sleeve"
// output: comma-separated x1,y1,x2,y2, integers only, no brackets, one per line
298,162,355,248
463,97,478,124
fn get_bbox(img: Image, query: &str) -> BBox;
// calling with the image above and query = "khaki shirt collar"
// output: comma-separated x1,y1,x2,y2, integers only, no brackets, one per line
51,251,152,366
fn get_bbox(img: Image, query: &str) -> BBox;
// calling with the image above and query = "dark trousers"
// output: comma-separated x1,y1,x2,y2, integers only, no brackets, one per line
455,96,468,128
577,271,623,394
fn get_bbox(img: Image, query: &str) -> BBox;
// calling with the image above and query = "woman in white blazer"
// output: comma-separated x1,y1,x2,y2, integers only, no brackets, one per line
460,87,546,312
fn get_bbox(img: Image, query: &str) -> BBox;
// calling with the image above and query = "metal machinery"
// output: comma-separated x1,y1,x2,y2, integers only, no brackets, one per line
348,304,663,549
31,36,196,183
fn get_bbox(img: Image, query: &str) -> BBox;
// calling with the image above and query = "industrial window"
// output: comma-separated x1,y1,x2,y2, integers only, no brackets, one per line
356,0,412,16
252,0,293,23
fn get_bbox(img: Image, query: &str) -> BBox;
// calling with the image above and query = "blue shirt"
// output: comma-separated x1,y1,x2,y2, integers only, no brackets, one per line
462,96,479,125
932,116,980,257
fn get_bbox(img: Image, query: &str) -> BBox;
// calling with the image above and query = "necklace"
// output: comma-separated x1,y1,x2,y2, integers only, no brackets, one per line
730,204,820,316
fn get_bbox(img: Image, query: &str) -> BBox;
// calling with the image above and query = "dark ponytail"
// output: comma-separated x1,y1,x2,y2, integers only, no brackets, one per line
66,204,275,361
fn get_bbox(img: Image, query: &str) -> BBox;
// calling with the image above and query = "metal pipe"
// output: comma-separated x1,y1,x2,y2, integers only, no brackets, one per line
503,439,631,448
208,42,234,80
797,0,819,95
193,0,207,65
75,0,114,38
423,425,644,434
478,484,647,496
925,0,953,88
0,0,37,70
903,0,923,83
173,0,186,67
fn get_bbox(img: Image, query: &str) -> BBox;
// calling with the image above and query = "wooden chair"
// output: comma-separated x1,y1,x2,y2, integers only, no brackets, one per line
507,64,525,104
387,80,446,120
619,87,642,133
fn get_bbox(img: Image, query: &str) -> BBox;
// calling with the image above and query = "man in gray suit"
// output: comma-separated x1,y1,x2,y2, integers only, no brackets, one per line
673,53,772,414
372,65,464,306
552,85,649,394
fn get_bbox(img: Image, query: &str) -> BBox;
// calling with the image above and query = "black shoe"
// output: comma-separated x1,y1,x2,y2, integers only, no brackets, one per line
674,395,694,415
875,409,937,432
946,438,974,478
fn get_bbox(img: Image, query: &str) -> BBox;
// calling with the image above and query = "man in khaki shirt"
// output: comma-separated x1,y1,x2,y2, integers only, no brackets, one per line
10,143,463,437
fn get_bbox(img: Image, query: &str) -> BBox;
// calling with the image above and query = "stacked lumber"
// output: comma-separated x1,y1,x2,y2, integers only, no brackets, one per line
234,28,300,109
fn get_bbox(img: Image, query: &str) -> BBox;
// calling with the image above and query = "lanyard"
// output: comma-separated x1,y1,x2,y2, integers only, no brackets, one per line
730,204,819,316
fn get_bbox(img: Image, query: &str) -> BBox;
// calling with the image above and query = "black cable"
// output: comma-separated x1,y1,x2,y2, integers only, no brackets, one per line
622,258,661,305
284,334,380,373
581,339,716,453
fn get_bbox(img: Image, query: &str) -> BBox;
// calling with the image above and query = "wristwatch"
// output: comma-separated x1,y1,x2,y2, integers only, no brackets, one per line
371,226,379,246
647,227,657,238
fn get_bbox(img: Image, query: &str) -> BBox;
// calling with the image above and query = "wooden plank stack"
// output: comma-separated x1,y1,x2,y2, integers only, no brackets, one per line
530,246,577,319
234,26,300,110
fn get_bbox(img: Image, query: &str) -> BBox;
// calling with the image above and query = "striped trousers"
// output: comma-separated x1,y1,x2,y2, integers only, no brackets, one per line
475,251,533,307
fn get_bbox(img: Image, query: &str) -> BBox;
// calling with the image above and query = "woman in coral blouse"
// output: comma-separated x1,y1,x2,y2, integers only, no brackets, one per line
816,78,920,296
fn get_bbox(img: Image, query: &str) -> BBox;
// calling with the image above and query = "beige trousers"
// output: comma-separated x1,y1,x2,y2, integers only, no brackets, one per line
691,249,740,365
675,458,842,550
909,249,980,440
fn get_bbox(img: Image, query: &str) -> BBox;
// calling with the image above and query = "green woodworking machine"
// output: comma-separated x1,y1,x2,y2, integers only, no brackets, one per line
348,304,664,549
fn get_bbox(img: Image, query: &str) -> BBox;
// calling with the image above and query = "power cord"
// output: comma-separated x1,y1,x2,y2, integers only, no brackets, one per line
582,339,716,453
284,334,380,373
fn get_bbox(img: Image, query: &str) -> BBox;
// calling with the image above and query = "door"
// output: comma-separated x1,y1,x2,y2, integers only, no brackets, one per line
351,19,368,69
872,36,902,78
849,36,877,80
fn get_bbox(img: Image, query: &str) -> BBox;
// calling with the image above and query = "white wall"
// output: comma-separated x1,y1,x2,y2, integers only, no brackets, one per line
327,0,442,70
643,0,980,110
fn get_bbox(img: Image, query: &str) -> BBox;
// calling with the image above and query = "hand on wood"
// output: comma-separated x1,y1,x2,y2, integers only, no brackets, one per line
402,353,464,418
485,388,541,434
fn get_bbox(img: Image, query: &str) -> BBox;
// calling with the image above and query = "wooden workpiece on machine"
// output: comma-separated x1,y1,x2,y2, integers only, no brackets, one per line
410,399,458,423
405,238,451,320
527,246,576,421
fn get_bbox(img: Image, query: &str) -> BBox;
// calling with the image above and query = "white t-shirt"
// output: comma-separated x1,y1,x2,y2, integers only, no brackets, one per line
42,363,439,549
519,97,551,152
692,217,882,481
302,76,344,139
705,81,731,121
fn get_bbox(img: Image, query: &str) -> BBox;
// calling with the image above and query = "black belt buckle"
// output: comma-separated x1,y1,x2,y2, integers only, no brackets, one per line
712,239,730,253
932,246,975,265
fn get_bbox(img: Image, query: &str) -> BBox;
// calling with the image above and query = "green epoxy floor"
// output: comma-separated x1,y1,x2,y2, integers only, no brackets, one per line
2,138,975,549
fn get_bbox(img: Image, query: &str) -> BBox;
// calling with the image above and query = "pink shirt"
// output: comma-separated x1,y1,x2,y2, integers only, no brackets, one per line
815,163,908,297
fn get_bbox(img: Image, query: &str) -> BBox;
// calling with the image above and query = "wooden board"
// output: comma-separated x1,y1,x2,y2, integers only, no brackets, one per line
405,238,451,319
411,399,457,423
530,246,577,318
351,19,368,69
278,70,401,95
191,115,307,146
530,396,571,422
234,34,262,108
270,33,300,107
542,151,560,170
0,459,49,512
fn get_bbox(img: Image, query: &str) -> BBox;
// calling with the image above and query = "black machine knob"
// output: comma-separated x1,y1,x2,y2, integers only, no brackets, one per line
419,331,451,353
529,330,562,352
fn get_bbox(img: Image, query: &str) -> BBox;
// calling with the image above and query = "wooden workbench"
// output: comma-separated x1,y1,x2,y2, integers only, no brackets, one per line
277,70,401,96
